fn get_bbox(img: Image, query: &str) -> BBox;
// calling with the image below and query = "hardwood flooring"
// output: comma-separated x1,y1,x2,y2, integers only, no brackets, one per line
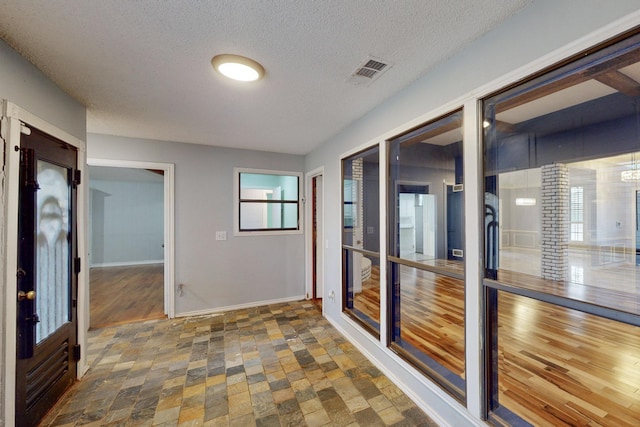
498,292,640,427
89,264,165,329
396,266,465,377
355,264,381,322
352,263,640,427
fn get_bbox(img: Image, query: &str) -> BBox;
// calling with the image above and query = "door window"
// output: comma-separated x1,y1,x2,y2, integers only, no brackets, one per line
35,160,71,343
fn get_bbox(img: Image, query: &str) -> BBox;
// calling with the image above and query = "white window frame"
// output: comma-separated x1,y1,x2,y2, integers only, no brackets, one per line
570,186,584,242
233,167,303,236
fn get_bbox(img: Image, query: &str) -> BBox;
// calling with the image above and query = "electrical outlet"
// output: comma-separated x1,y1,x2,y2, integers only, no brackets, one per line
215,231,227,241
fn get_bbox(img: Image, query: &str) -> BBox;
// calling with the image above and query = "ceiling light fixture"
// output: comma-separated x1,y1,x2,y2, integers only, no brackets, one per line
211,54,265,82
515,197,537,206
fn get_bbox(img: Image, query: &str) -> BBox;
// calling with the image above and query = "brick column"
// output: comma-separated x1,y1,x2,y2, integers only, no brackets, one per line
352,158,364,249
541,163,569,281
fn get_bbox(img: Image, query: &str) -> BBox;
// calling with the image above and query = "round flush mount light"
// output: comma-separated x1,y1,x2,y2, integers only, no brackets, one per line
211,54,265,82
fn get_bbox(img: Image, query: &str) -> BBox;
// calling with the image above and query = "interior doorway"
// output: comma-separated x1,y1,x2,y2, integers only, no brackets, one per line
306,168,324,309
87,159,175,328
397,183,436,262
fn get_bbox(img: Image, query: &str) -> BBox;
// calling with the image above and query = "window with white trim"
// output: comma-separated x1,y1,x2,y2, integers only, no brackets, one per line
234,168,302,235
570,186,584,242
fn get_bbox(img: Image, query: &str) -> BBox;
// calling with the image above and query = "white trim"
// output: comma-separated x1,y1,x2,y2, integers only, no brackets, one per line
2,101,87,427
3,102,85,152
463,99,483,419
304,167,324,310
233,167,304,236
90,260,164,268
177,295,305,318
2,107,22,427
87,158,176,318
378,140,388,346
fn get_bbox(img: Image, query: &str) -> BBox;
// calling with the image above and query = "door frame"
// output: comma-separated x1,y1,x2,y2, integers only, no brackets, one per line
2,100,88,426
305,167,324,310
394,180,433,257
87,158,175,319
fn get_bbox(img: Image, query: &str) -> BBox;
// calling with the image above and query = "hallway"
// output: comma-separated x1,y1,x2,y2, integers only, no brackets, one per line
39,301,435,426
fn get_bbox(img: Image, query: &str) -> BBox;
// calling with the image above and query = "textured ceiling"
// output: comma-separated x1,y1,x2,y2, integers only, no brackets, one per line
0,0,531,155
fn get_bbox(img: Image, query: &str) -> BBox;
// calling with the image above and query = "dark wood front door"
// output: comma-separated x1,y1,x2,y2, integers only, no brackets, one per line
16,125,79,427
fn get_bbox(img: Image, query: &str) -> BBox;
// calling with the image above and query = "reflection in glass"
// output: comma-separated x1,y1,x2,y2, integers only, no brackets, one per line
483,31,640,426
342,146,380,334
492,291,640,426
36,161,70,343
483,33,640,315
388,109,465,400
390,265,465,390
344,249,381,330
389,110,464,267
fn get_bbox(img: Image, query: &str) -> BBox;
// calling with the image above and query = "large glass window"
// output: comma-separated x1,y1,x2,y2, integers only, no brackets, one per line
388,110,466,401
235,169,301,235
483,30,640,425
342,145,381,337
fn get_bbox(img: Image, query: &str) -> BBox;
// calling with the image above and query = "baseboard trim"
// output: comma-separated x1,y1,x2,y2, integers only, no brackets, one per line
177,295,306,318
90,260,164,268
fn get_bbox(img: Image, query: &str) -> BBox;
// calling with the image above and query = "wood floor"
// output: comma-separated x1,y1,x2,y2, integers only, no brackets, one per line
498,292,640,427
90,264,165,329
353,264,640,427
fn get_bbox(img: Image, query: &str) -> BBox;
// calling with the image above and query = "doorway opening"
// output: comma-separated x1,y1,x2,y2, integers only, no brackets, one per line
306,169,324,310
397,183,436,262
87,159,175,328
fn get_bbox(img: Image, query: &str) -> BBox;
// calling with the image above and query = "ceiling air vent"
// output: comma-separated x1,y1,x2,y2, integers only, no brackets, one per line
347,56,393,86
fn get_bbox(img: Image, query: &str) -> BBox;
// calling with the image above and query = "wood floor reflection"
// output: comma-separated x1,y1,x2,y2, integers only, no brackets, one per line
498,292,640,427
90,264,165,329
353,264,640,427
397,267,465,377
356,265,381,322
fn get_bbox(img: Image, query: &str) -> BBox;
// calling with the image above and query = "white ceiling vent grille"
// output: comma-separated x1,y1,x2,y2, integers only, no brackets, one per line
347,56,393,86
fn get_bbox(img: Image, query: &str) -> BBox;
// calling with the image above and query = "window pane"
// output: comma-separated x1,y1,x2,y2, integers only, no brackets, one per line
342,145,381,335
389,110,464,269
483,33,640,315
36,160,71,343
389,264,465,398
387,110,465,400
343,249,380,332
488,290,640,426
240,173,298,201
342,146,380,252
483,31,640,426
239,202,298,230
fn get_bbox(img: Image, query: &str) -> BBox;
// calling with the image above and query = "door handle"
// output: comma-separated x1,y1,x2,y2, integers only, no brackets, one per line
18,290,36,301
25,313,40,324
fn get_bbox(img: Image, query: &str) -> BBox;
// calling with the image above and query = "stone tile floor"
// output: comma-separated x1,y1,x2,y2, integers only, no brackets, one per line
39,300,437,426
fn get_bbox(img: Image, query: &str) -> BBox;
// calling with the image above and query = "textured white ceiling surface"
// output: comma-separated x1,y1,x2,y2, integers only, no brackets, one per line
0,0,531,155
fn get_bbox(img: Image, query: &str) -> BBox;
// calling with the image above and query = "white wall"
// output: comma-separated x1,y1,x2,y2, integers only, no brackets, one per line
87,134,306,315
90,178,164,266
0,39,86,426
304,2,640,426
